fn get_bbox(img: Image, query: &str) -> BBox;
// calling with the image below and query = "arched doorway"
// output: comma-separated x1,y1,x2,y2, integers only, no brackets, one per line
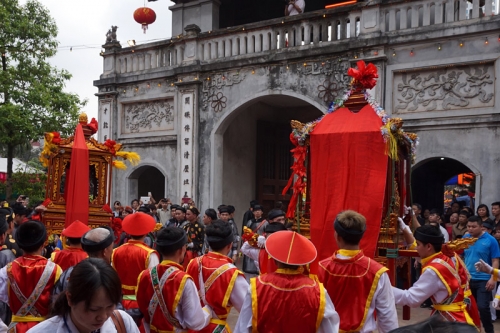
411,157,475,212
128,166,166,203
212,94,324,224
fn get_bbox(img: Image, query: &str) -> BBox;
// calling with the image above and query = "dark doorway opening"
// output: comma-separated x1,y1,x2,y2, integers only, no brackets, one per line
256,121,294,214
411,157,473,212
133,166,165,202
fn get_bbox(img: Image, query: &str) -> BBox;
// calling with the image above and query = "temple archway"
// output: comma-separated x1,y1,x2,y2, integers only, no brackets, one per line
128,165,166,203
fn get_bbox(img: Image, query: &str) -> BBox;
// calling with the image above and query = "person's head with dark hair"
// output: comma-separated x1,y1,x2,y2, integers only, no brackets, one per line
227,205,235,216
0,215,8,246
267,209,286,224
450,202,461,213
428,209,441,224
467,215,483,238
492,202,500,219
131,199,140,210
414,225,444,256
138,206,151,214
476,204,490,219
218,206,230,222
186,207,200,223
15,221,47,253
149,204,157,214
81,227,115,264
252,205,263,220
11,203,28,225
50,258,122,332
113,201,121,210
250,200,258,210
170,204,179,218
388,316,477,333
264,222,287,235
155,227,187,261
175,206,186,222
411,203,422,216
333,210,366,247
205,220,233,254
202,208,217,226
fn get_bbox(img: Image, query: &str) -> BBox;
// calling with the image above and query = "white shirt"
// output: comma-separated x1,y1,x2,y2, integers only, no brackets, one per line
234,283,339,333
333,253,398,333
26,310,139,333
148,252,160,268
225,275,248,313
440,225,450,243
286,0,305,16
393,264,450,306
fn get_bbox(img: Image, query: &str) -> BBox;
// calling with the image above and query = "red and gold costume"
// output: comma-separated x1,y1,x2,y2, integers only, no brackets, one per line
422,252,476,326
453,253,481,328
136,260,190,332
251,269,325,333
318,249,389,332
186,251,244,332
112,240,158,309
50,247,88,272
258,248,277,275
5,255,62,333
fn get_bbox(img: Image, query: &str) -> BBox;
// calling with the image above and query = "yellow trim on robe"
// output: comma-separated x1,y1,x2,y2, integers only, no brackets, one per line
149,324,175,333
495,294,500,300
11,315,45,323
210,318,232,333
250,278,258,333
222,271,239,308
50,252,56,261
121,284,138,291
54,264,62,284
337,249,361,257
275,268,302,275
493,268,498,282
315,284,326,331
423,266,452,296
172,275,189,315
432,303,475,326
420,252,442,266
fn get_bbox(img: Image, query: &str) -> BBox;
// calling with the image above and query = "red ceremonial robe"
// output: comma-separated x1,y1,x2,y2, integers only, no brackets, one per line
250,269,325,333
318,250,387,332
112,240,158,309
7,255,62,333
258,248,277,275
186,251,243,332
452,253,481,328
136,261,190,332
50,247,88,271
422,252,476,327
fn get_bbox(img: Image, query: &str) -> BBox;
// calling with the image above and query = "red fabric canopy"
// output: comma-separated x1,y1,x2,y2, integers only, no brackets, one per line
309,104,388,260
64,124,89,227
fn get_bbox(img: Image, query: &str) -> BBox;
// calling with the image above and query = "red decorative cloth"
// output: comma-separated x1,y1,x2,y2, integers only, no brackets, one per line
347,60,379,90
309,105,388,259
50,247,88,272
87,118,98,134
64,124,89,227
104,139,117,155
258,248,278,275
318,250,387,332
282,133,308,218
251,270,324,333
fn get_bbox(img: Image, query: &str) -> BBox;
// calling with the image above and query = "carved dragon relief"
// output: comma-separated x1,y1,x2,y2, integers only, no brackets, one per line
394,64,494,113
124,100,174,133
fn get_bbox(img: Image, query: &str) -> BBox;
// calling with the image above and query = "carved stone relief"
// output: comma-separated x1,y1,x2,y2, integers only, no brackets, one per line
123,100,174,134
394,63,494,113
201,71,246,112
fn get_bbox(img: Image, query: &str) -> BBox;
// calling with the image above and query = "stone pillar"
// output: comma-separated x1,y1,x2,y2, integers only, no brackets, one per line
170,0,221,37
183,24,201,65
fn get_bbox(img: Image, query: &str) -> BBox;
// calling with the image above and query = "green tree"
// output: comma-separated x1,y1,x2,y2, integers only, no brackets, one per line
0,0,85,199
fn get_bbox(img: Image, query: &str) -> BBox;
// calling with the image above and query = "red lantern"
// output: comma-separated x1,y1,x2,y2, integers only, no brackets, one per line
133,7,156,34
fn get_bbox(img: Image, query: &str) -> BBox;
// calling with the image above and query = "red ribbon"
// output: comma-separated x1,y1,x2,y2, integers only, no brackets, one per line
347,60,379,90
104,139,117,155
52,132,61,144
111,217,123,244
282,133,308,218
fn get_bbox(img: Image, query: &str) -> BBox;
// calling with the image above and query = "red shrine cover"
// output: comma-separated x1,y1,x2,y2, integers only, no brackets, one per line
309,104,388,260
64,124,90,227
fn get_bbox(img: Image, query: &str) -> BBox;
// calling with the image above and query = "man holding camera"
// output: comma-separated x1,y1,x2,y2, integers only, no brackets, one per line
285,0,304,16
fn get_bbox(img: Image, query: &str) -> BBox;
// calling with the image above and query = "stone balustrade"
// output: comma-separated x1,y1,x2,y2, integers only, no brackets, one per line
102,0,496,77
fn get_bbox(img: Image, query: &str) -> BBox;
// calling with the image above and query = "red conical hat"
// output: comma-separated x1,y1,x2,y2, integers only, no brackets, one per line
122,212,156,236
62,220,91,238
265,230,317,265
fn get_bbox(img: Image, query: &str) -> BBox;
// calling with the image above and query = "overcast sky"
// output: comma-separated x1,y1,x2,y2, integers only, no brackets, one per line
34,0,175,120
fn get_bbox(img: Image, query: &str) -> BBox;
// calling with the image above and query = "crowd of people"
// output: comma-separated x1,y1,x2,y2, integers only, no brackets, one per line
0,195,498,332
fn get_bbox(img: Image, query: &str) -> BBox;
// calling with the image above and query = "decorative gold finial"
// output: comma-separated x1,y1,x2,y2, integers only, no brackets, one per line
79,113,88,124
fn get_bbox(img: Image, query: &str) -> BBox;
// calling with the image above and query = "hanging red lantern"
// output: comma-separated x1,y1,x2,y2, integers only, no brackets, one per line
133,7,156,34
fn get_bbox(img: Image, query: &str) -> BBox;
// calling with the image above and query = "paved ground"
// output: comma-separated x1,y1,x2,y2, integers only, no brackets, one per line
226,306,500,331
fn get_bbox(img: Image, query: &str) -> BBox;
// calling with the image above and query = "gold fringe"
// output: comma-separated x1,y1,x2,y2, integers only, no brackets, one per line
112,160,127,170
115,151,141,166
383,123,399,161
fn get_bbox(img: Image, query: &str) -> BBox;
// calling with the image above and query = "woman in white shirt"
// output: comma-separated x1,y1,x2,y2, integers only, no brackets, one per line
27,258,138,333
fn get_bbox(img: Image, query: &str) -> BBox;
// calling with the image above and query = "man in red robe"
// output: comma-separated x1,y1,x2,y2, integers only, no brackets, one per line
50,220,90,271
0,221,62,333
393,225,478,329
240,222,287,275
136,227,211,332
235,230,340,333
112,212,159,330
187,220,248,332
318,210,398,333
